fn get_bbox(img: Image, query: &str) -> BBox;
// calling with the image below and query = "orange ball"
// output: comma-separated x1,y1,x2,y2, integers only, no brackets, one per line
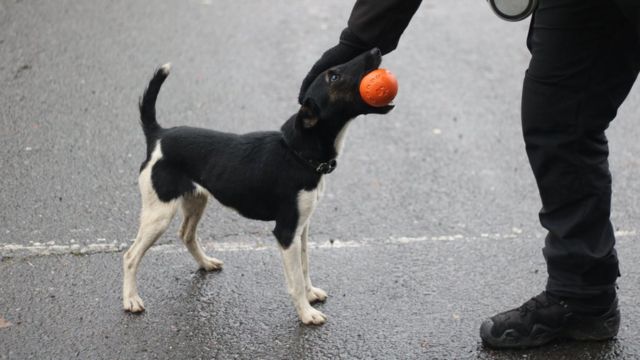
359,68,398,107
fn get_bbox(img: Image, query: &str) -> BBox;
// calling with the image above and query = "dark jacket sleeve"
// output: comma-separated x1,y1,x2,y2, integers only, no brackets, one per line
342,0,422,55
614,0,640,37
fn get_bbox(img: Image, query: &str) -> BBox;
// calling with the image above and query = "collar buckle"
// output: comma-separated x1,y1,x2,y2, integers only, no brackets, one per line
315,159,337,174
281,136,338,175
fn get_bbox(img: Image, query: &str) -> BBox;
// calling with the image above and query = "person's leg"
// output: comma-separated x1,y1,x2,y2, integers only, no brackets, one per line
526,0,640,305
481,0,640,349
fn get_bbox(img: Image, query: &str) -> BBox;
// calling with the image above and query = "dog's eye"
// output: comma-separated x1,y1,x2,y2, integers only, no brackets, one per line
329,73,340,82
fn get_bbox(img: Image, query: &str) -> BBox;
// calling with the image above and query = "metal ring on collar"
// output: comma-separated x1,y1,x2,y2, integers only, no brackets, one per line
487,0,538,22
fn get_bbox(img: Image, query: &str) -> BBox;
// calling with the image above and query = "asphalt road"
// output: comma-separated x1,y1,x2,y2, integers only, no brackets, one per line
1,0,640,359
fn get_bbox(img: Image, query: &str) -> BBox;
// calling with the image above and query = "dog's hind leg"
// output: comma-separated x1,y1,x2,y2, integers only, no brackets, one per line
301,223,327,304
179,192,223,271
122,168,178,313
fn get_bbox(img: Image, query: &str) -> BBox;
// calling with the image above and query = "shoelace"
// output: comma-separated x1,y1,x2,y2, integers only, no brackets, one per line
518,292,560,316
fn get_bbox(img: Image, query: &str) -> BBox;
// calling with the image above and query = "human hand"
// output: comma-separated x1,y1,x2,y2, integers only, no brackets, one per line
298,29,368,104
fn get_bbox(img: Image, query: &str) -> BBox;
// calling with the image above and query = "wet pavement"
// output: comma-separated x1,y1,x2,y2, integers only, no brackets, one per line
2,236,640,359
1,0,640,359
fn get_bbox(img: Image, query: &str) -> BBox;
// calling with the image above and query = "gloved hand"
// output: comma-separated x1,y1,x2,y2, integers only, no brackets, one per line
298,28,369,104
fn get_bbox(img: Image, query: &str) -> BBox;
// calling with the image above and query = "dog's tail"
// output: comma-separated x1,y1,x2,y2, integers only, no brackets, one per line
139,63,171,140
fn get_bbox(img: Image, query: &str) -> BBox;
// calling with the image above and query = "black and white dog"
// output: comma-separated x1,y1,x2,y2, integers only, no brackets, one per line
122,48,393,325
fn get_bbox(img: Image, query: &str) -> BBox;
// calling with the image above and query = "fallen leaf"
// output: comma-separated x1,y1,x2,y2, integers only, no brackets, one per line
0,317,13,329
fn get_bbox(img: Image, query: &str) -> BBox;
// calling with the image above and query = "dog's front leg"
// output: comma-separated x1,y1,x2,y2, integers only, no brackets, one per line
274,190,326,325
279,233,327,325
301,223,327,303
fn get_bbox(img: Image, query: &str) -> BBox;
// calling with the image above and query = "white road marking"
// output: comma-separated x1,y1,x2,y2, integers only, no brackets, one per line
0,230,636,258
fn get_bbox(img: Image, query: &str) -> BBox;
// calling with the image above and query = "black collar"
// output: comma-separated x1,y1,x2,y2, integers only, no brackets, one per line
280,137,337,174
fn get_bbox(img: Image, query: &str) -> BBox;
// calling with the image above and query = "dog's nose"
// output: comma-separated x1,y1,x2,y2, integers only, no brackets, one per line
369,48,381,57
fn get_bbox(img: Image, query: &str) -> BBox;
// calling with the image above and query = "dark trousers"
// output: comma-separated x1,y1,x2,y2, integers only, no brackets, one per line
523,0,640,298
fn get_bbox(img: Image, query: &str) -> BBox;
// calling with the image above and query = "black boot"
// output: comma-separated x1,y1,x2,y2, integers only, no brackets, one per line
479,291,620,349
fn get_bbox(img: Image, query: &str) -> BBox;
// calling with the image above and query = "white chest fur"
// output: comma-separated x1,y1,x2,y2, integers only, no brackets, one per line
296,177,325,229
334,123,351,156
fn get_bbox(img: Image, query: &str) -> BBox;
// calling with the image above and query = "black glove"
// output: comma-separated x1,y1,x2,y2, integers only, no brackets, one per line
298,28,369,104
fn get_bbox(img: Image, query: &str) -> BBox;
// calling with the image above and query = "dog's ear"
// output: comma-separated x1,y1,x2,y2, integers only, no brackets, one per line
296,98,319,129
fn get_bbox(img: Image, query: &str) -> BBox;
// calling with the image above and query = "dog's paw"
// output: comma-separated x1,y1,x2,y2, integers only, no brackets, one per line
123,295,145,313
298,306,327,325
307,287,327,303
200,256,223,271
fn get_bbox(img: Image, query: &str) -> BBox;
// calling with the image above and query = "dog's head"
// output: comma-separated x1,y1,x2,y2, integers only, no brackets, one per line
296,48,394,132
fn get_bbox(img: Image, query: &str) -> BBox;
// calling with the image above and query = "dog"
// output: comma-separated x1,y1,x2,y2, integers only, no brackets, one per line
122,48,393,325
